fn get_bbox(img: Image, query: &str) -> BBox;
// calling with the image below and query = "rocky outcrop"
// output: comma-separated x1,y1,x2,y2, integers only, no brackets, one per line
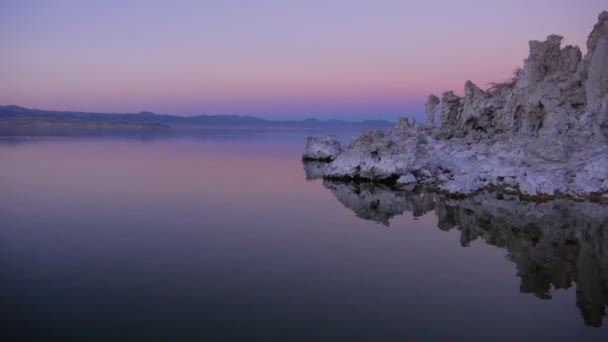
303,12,608,200
585,11,608,138
395,117,411,131
425,94,440,127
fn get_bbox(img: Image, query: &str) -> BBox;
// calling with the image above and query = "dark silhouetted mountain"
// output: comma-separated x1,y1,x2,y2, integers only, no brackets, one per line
0,105,395,129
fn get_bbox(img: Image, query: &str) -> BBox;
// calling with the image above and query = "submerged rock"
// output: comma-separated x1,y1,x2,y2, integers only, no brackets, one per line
302,136,342,161
303,12,608,200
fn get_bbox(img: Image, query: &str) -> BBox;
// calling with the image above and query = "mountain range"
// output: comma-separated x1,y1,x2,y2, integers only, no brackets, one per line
0,105,394,129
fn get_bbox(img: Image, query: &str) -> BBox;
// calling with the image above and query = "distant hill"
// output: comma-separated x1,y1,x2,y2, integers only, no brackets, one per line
0,105,395,129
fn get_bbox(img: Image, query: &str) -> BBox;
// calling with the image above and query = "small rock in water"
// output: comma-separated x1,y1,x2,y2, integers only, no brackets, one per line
397,173,417,185
302,137,342,161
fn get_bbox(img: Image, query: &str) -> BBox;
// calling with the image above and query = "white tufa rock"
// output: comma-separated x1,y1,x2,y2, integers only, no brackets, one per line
302,137,342,161
397,173,417,185
303,12,608,200
425,94,440,128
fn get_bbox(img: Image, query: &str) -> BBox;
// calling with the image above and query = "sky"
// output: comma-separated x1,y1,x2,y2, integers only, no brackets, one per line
0,0,606,121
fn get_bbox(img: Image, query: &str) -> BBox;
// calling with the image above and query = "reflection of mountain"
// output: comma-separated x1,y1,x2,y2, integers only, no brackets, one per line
307,167,608,327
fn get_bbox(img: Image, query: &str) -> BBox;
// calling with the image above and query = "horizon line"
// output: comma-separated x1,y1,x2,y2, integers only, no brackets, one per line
0,104,398,123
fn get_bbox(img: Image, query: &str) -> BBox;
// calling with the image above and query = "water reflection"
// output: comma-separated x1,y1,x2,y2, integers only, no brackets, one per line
305,162,608,327
436,193,608,327
323,181,436,225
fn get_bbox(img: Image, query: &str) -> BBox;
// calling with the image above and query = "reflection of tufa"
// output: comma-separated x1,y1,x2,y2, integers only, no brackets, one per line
436,193,608,328
307,175,608,327
322,181,437,226
303,12,608,200
302,160,331,181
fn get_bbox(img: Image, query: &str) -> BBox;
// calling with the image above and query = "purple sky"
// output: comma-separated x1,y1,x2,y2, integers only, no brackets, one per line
0,0,605,120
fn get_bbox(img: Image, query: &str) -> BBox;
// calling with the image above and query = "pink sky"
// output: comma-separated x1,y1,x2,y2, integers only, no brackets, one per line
0,0,605,120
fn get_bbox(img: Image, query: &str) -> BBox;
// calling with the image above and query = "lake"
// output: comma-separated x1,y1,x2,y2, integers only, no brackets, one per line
1,128,607,341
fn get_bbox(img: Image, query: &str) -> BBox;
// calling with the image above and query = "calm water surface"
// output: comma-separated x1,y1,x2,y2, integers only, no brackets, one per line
1,128,607,341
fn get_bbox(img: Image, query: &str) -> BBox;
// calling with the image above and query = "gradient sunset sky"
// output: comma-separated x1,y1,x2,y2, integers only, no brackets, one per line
1,0,606,120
